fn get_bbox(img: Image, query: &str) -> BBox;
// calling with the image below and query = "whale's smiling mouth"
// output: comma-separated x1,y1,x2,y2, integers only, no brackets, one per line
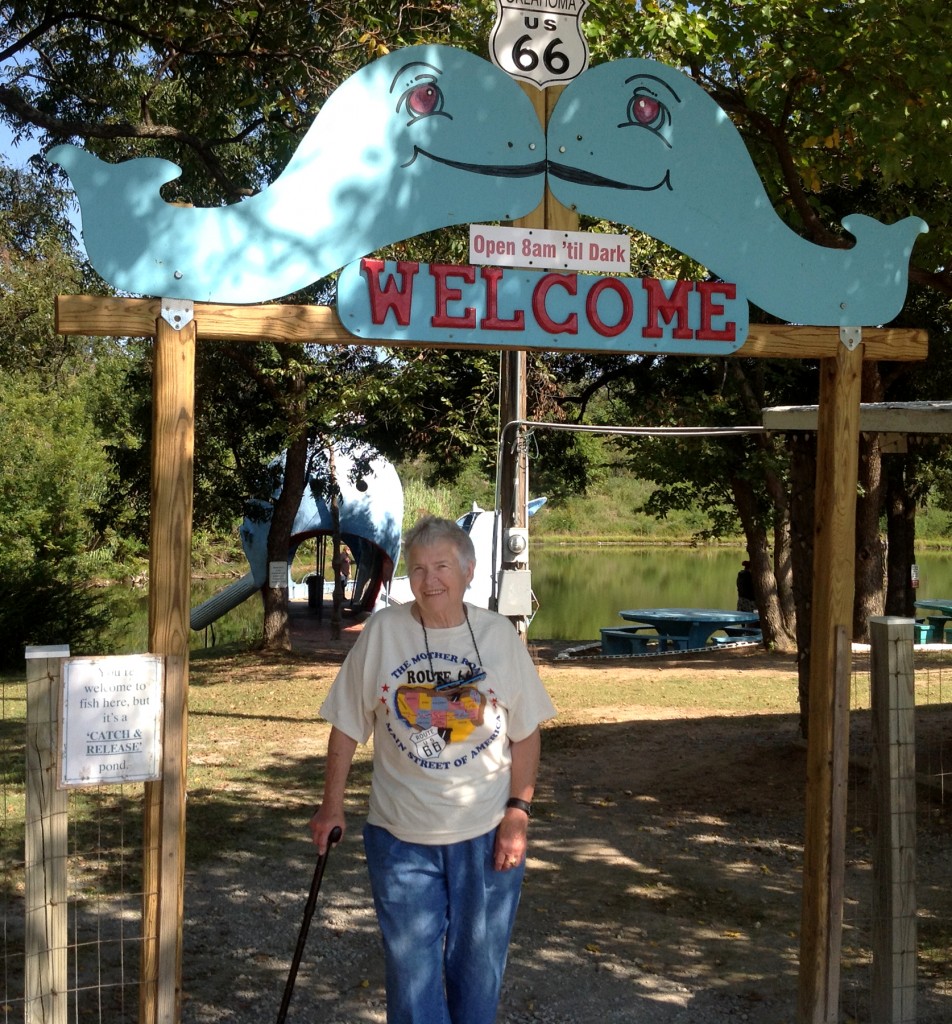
404,146,547,179
547,161,672,192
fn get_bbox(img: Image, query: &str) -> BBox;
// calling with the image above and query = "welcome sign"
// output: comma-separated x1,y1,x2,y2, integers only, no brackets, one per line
337,258,748,355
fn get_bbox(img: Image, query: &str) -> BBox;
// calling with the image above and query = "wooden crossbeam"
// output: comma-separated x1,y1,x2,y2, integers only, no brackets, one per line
55,294,928,361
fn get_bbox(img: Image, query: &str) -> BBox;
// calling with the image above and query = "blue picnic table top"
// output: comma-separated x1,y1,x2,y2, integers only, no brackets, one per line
618,607,761,650
914,600,952,641
914,599,952,617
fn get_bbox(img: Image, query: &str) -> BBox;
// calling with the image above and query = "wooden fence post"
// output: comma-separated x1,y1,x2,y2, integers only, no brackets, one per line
140,312,195,1024
869,615,917,1023
24,645,71,1024
798,341,863,1023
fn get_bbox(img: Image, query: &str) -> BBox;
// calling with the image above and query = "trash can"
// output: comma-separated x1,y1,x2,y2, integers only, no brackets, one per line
306,574,324,619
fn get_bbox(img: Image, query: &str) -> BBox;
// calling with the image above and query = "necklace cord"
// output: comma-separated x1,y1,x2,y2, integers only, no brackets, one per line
420,606,483,680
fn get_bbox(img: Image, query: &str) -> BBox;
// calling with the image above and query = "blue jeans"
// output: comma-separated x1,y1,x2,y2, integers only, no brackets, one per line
363,823,525,1024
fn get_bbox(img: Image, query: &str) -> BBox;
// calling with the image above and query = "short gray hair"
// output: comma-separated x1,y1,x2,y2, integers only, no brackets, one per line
403,515,476,570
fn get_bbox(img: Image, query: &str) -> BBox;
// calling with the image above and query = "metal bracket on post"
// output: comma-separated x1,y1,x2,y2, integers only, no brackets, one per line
839,326,862,351
160,298,194,331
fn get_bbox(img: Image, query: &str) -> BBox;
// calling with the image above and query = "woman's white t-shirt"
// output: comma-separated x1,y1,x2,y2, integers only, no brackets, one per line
320,602,557,845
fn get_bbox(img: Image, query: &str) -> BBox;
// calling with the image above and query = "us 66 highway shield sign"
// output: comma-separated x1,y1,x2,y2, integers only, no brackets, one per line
490,0,590,90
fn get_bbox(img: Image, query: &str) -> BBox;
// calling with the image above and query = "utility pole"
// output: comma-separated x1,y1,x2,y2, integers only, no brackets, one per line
497,85,578,637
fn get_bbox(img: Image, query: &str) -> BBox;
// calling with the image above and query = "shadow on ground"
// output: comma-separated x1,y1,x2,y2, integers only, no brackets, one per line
177,701,952,1024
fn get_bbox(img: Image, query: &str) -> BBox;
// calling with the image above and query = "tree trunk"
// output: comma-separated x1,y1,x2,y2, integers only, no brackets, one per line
852,363,886,641
731,476,797,652
788,433,817,738
260,428,310,652
328,447,342,641
772,510,798,641
884,455,919,617
853,431,885,640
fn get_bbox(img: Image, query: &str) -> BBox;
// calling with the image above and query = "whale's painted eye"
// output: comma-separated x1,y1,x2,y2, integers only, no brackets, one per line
398,79,446,123
625,90,670,133
632,95,662,126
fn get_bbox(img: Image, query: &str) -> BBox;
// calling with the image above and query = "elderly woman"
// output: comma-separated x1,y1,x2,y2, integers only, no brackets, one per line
310,515,556,1024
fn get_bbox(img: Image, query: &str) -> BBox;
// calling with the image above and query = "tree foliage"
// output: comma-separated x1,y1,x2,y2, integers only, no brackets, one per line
0,1,496,648
0,157,133,663
1,2,461,194
546,1,952,655
2,2,951,660
0,369,116,666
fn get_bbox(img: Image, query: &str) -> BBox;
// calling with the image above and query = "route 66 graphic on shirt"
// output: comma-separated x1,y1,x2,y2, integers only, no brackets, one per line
395,680,487,759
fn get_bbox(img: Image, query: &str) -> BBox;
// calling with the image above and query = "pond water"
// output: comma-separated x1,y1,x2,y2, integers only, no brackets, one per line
527,545,744,640
108,546,952,651
527,545,952,641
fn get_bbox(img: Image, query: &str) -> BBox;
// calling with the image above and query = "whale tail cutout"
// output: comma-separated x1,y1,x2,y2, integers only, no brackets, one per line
842,212,929,267
47,144,183,192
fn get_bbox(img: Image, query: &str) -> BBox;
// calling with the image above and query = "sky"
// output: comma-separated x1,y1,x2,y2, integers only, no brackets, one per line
1,121,42,167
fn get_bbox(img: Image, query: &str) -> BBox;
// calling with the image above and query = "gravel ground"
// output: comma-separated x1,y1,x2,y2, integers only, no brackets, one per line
174,625,951,1024
178,710,921,1024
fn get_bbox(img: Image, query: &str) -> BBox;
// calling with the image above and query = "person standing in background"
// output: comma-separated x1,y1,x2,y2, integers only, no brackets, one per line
736,559,757,612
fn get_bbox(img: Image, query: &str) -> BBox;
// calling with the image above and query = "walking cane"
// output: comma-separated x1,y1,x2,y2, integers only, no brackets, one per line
276,825,342,1024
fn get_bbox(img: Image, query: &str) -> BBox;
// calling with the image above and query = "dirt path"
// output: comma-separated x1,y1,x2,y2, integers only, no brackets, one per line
177,607,951,1024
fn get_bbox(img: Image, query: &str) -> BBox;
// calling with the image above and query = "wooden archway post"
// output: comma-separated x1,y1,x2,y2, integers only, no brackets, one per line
140,312,196,1024
798,339,863,1023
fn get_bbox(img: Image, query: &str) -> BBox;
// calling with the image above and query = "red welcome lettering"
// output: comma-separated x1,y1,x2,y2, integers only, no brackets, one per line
361,258,418,326
431,264,477,329
697,282,736,341
480,266,525,331
533,273,578,334
642,279,694,339
586,277,634,338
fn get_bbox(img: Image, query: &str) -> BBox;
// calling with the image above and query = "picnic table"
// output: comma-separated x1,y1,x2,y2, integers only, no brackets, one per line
913,599,952,642
617,607,761,651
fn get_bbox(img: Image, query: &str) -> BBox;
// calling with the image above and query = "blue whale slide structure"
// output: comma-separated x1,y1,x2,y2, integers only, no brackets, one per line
190,446,403,631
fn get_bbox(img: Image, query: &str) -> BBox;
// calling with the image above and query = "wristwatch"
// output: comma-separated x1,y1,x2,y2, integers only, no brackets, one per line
506,797,532,817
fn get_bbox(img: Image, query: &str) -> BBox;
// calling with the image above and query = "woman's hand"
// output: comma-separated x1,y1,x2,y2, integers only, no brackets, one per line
493,807,529,871
495,728,540,871
309,804,345,855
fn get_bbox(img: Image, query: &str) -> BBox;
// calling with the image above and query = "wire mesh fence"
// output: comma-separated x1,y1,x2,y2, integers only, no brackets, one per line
2,667,148,1024
840,645,952,1022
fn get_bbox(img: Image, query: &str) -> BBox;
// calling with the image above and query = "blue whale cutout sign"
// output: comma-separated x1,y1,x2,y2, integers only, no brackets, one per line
547,59,928,327
48,45,927,327
46,45,546,305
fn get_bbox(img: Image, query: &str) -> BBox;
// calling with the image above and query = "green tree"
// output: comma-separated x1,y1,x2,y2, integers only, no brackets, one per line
553,1,952,647
0,158,132,664
0,373,118,665
0,2,490,650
